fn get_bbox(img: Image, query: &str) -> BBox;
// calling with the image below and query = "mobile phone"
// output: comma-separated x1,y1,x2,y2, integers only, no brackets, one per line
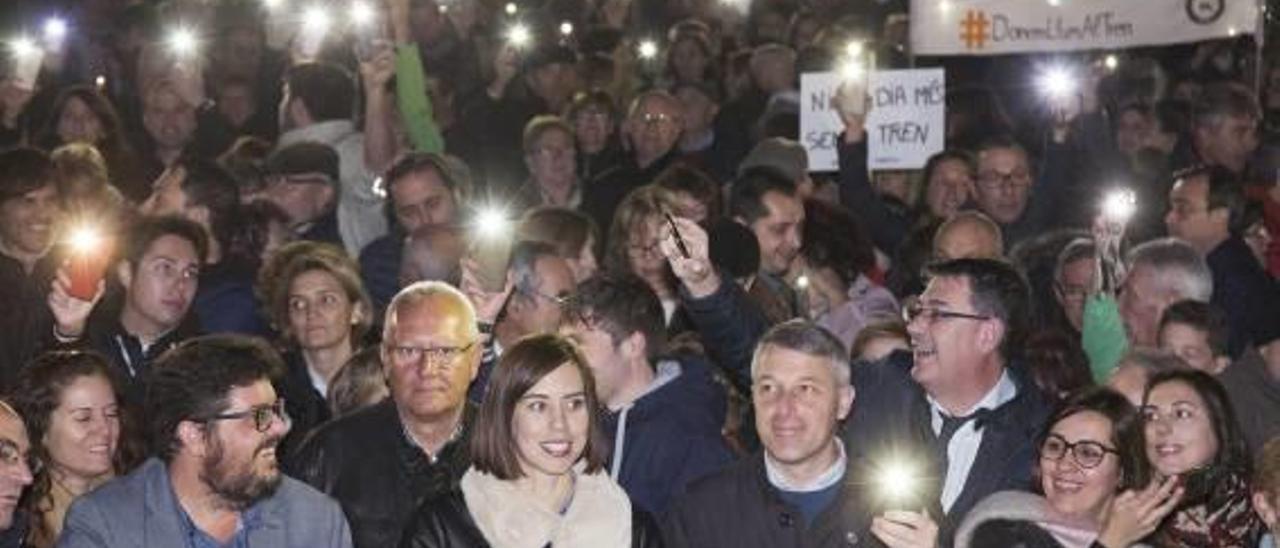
472,208,513,292
67,228,109,301
663,211,691,258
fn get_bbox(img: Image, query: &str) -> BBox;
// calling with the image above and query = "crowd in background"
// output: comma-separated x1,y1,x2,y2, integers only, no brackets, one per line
0,0,1279,546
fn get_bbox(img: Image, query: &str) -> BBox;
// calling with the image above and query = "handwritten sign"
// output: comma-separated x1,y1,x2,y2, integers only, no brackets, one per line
800,68,945,172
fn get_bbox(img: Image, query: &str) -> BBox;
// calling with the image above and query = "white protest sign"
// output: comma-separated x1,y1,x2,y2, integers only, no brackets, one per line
800,68,946,172
911,0,1257,56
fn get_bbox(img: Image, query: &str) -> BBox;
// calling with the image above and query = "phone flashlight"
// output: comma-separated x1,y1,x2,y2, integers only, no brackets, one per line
350,1,377,27
167,27,199,58
559,21,574,36
1038,67,1075,98
1102,189,1137,223
845,40,864,57
507,24,531,48
875,461,920,509
67,225,109,301
9,36,44,91
505,2,518,15
637,40,658,60
43,17,67,47
473,206,514,292
1104,54,1119,72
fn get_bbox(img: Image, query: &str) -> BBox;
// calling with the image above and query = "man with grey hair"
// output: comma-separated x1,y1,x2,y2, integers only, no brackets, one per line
1117,237,1213,348
665,320,884,548
289,281,480,548
583,90,684,236
493,241,575,353
1184,81,1260,175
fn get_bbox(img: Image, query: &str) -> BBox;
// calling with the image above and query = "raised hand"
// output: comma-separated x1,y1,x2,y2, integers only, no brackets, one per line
458,256,515,325
48,265,103,341
870,509,939,548
1096,475,1183,548
657,214,719,298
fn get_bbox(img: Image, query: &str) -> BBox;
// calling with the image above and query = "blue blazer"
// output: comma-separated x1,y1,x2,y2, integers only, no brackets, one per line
57,458,353,548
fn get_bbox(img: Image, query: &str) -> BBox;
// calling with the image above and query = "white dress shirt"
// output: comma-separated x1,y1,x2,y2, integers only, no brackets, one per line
928,369,1017,511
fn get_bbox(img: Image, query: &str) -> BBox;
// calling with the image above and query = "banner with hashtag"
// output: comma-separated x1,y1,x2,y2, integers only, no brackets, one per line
911,0,1256,55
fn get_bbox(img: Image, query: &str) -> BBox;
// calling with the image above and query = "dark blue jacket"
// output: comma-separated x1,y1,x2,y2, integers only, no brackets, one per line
1207,236,1280,356
358,230,404,318
193,258,268,336
602,354,734,516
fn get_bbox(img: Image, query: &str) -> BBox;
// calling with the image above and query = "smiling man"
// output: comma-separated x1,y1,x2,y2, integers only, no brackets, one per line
0,399,35,545
0,148,60,389
59,335,352,547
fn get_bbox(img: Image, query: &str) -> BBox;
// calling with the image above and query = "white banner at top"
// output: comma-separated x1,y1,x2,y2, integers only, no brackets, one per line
910,0,1258,56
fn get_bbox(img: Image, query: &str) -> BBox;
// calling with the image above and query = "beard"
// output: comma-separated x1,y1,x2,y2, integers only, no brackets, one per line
199,433,284,511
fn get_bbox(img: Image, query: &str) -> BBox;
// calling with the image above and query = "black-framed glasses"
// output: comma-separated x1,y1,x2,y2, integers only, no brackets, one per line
1040,433,1119,469
0,438,40,476
901,302,991,324
386,342,477,368
205,399,289,433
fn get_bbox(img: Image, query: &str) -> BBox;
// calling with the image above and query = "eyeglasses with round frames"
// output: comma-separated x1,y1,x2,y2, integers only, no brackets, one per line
205,399,290,433
1039,433,1119,469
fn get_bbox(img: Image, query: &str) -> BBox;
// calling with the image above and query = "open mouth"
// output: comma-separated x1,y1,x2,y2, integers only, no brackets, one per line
1154,443,1183,458
1049,475,1085,494
539,441,573,459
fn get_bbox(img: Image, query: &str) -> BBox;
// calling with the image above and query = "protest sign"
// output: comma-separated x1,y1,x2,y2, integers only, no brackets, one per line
911,0,1257,56
800,68,945,172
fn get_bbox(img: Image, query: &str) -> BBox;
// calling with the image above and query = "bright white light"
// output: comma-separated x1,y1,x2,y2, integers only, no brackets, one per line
438,4,449,13
638,40,658,60
796,275,810,290
1104,54,1118,71
877,462,918,502
168,27,199,57
94,75,106,88
69,226,103,254
845,41,864,57
303,6,331,33
559,21,574,36
350,1,376,26
1228,27,1237,36
1102,189,1137,222
10,36,39,58
938,0,953,14
476,207,510,239
507,24,530,48
1039,67,1075,98
43,17,67,43
262,0,285,9
840,58,866,81
1047,0,1060,6
505,2,518,15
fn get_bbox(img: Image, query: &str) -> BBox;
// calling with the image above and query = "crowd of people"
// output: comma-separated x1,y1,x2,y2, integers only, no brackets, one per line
0,0,1279,546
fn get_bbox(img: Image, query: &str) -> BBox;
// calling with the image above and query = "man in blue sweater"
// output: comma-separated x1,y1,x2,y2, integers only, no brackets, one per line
560,273,733,515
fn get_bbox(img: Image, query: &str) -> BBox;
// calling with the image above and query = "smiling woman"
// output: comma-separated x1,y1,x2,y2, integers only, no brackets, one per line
397,334,662,548
11,351,141,547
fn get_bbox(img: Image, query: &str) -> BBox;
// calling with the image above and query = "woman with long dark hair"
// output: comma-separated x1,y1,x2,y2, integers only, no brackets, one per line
11,351,141,547
37,86,146,202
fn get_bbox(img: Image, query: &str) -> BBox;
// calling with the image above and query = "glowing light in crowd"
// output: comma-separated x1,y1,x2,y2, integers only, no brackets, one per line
43,17,67,44
560,21,574,36
795,275,810,290
9,36,39,58
505,3,518,15
262,0,285,9
476,207,510,239
840,58,866,81
69,225,103,254
638,40,658,60
876,462,919,503
845,40,864,57
1038,67,1075,98
1104,54,1118,71
1102,189,1137,223
304,6,331,31
167,26,199,57
937,0,953,14
1047,0,1060,6
350,1,376,26
95,75,106,88
507,23,531,48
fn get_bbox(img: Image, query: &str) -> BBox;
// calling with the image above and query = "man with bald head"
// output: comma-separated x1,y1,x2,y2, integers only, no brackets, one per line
290,282,481,548
582,90,684,239
933,211,1005,261
0,400,34,545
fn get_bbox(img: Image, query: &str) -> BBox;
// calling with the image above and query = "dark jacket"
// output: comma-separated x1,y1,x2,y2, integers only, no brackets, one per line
843,351,1050,546
680,276,773,393
662,453,880,548
966,520,1103,548
275,349,334,456
192,257,268,336
602,355,733,516
396,489,663,548
1218,349,1280,458
359,229,404,318
582,152,680,245
50,296,200,408
0,510,27,548
0,251,57,391
1206,235,1280,357
288,400,475,548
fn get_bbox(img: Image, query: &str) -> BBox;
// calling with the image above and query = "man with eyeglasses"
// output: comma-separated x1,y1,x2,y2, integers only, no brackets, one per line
582,90,684,241
47,216,207,407
289,281,480,548
973,136,1053,248
559,274,732,515
846,258,1050,545
0,400,35,546
510,116,581,212
59,335,352,547
491,241,574,355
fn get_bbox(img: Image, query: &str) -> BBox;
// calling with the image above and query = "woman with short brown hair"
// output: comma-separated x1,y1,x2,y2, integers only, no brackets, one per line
397,334,661,548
